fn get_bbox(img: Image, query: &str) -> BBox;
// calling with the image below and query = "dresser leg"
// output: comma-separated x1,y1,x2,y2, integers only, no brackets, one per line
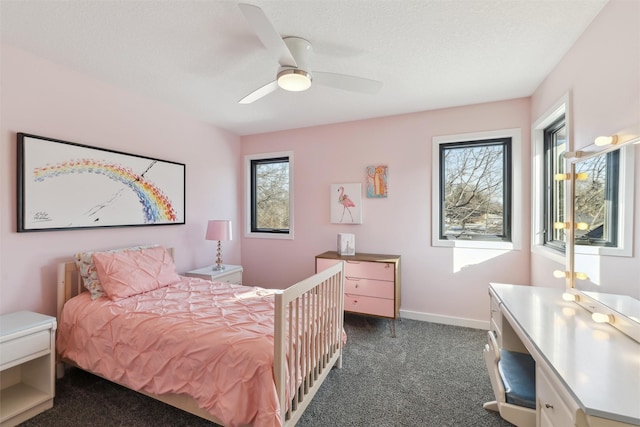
389,318,397,338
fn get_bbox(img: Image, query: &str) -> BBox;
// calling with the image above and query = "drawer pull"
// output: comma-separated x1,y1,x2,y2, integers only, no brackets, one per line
345,277,360,281
345,260,361,264
544,403,554,409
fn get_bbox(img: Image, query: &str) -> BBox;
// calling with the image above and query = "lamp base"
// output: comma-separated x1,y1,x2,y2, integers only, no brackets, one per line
213,240,225,271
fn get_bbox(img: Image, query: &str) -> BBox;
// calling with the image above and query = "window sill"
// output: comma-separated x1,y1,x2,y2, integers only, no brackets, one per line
245,231,294,240
433,238,518,251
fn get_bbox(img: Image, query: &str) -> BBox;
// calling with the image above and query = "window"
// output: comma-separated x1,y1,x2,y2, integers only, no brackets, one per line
432,129,521,250
573,150,619,247
245,152,294,239
543,115,567,251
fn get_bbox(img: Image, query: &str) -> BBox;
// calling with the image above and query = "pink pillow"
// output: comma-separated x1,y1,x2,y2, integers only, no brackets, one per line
92,246,180,300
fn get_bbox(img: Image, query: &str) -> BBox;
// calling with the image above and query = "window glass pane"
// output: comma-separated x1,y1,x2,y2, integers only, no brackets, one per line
574,151,619,247
440,139,510,241
544,119,567,249
252,158,289,232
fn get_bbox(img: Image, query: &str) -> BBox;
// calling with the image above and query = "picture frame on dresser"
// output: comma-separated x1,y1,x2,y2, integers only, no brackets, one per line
17,133,186,232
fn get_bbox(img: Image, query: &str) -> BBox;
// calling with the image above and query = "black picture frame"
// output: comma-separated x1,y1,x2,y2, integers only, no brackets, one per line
17,133,186,232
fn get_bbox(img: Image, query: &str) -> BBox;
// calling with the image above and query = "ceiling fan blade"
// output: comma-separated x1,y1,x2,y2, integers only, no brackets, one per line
313,72,383,94
239,80,279,104
238,3,297,68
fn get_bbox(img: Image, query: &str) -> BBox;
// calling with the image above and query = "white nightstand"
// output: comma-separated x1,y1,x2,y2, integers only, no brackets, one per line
0,311,57,427
184,264,243,285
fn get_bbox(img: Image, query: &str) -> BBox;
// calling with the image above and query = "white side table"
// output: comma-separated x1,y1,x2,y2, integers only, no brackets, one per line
0,311,57,427
184,264,243,285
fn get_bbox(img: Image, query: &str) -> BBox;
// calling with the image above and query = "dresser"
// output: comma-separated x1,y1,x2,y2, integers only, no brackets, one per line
315,251,400,320
488,283,640,427
0,311,57,427
184,264,243,285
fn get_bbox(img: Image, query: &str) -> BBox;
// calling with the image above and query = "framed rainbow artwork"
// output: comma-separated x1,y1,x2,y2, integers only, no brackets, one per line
17,133,185,232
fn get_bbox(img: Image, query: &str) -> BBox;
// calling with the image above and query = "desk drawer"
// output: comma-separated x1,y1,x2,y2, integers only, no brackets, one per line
345,277,394,299
344,260,394,281
537,367,573,427
345,294,394,318
0,330,51,368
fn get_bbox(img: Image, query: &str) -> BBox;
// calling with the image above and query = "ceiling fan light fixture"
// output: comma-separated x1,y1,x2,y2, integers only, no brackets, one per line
277,69,312,92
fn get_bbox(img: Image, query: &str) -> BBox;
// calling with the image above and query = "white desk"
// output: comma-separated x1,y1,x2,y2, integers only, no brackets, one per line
489,283,640,426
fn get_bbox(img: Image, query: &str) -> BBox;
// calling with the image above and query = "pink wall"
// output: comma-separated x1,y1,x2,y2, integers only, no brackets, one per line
241,99,531,327
0,45,242,317
530,0,640,291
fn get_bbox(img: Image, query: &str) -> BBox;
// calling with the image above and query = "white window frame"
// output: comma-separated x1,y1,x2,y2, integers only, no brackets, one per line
432,128,522,250
244,151,294,240
531,93,570,263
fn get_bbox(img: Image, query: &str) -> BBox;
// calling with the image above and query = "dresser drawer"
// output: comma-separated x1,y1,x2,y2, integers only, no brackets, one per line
316,258,340,272
345,277,394,299
537,367,574,427
344,294,394,317
0,330,51,368
344,260,394,281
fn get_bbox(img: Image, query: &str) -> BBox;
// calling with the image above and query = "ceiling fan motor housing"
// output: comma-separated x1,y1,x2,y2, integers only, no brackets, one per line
277,37,313,91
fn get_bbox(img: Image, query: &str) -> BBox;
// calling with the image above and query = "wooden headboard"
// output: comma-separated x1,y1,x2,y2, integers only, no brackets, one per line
56,247,175,321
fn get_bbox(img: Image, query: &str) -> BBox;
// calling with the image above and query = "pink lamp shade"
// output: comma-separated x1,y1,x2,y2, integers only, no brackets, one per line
206,220,232,271
206,220,232,241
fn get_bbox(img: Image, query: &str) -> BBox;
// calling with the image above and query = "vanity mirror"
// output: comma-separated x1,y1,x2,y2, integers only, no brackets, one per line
565,134,640,342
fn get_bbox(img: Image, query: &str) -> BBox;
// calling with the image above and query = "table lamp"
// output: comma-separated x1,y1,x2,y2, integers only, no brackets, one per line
206,220,232,271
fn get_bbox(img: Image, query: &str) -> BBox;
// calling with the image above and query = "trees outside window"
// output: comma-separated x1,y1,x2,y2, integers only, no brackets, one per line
573,151,619,247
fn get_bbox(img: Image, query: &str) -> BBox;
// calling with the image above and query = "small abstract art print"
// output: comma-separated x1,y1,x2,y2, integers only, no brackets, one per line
366,165,388,198
331,183,362,224
17,133,186,232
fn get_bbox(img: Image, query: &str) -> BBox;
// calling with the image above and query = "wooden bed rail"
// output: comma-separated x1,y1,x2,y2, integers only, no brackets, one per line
274,261,345,426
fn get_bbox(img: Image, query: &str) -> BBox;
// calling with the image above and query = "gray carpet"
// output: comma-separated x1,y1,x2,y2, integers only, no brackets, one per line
20,314,513,426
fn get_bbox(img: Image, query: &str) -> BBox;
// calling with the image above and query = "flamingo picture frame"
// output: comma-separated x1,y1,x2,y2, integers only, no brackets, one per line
331,183,362,224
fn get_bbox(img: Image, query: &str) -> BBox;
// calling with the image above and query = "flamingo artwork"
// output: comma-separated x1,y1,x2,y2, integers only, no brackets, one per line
337,185,355,222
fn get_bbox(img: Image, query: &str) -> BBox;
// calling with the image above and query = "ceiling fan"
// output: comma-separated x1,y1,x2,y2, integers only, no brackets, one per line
238,3,383,104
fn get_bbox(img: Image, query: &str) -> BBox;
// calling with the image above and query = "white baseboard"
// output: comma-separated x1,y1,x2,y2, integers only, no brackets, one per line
399,309,489,330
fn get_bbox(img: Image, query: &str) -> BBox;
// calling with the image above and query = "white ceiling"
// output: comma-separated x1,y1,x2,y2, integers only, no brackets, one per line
1,0,608,136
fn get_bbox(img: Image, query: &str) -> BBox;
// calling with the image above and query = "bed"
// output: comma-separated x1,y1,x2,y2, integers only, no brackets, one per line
56,246,345,427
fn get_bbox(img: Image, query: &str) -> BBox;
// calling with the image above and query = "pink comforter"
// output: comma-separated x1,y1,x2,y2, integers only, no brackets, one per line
57,276,284,427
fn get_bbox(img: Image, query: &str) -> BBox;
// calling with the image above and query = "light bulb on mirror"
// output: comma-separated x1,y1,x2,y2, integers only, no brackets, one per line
575,172,589,180
591,312,615,324
554,173,569,181
594,135,618,146
575,222,589,231
562,292,578,302
574,271,589,280
554,222,569,230
553,270,568,279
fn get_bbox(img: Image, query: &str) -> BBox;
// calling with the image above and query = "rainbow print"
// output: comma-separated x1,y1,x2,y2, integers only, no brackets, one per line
33,158,177,223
